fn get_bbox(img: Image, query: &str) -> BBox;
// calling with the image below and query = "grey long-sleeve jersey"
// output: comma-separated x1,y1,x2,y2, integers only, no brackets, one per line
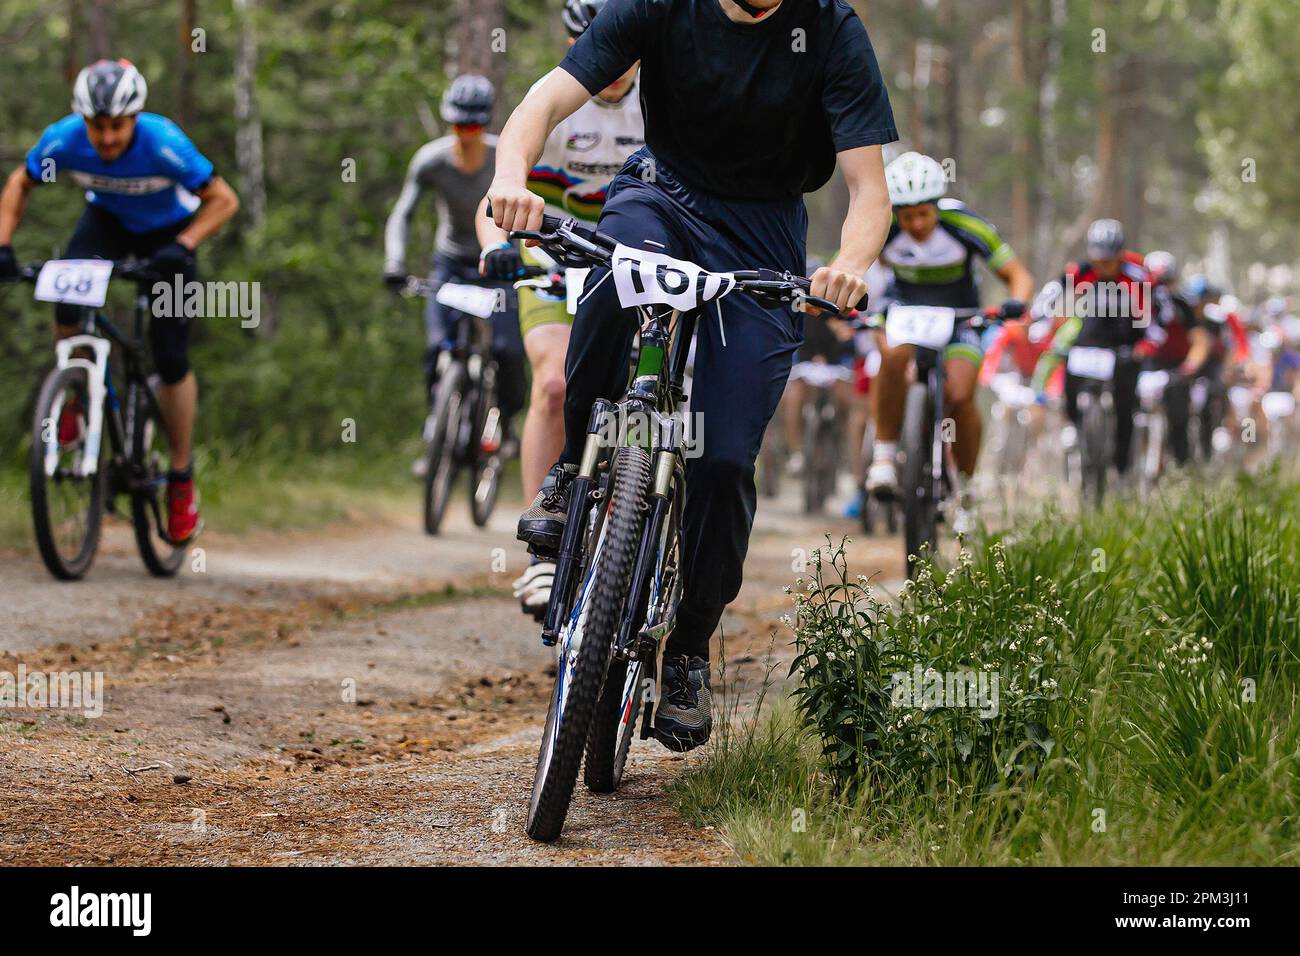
383,135,497,272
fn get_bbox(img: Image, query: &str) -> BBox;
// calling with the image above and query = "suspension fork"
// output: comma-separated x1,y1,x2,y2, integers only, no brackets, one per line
541,398,617,645
613,414,682,661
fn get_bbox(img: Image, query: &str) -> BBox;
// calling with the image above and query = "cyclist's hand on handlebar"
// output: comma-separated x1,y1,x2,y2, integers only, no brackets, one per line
480,242,525,280
383,271,408,294
1001,298,1026,320
0,244,19,280
486,181,545,243
146,240,194,277
810,263,869,315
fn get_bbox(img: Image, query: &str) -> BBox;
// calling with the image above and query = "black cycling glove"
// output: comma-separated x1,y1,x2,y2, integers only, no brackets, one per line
147,241,195,276
1001,298,1026,319
0,244,18,280
384,272,408,293
481,243,524,280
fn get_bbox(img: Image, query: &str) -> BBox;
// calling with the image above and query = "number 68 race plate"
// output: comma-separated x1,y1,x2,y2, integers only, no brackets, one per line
34,259,115,308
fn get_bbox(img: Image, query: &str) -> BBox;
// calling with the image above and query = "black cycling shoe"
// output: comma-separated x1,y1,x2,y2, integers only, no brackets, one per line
517,462,576,556
654,654,713,752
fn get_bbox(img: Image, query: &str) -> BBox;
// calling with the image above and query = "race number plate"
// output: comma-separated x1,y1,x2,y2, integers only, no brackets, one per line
610,244,735,311
1066,346,1117,381
884,304,956,350
1262,391,1296,420
34,259,114,308
565,267,589,315
436,282,502,319
1136,369,1169,400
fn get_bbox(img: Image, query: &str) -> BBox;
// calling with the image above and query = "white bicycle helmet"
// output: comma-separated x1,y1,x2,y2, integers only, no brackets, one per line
72,59,148,119
1144,250,1177,284
885,152,947,207
1086,219,1125,258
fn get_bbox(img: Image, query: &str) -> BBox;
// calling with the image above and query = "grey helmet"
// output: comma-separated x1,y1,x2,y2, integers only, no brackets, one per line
440,74,495,126
1086,218,1125,258
72,59,148,119
562,0,609,37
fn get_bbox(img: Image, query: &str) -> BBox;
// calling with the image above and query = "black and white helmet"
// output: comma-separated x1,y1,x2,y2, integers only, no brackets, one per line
440,74,495,126
72,59,148,119
562,0,609,37
1086,218,1125,258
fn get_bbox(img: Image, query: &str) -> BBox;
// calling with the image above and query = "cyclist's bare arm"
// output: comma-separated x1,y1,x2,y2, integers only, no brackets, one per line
175,176,240,250
995,256,1035,304
815,145,890,313
0,166,38,245
487,68,591,236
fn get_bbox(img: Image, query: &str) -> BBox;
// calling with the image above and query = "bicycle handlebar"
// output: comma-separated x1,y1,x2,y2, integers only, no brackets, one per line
0,259,166,286
485,201,856,317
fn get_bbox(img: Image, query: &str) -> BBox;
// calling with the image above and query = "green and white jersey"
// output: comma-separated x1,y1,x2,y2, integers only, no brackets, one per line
878,199,1015,309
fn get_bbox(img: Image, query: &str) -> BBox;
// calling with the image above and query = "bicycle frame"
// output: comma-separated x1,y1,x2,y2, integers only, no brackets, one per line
543,301,691,654
912,343,953,507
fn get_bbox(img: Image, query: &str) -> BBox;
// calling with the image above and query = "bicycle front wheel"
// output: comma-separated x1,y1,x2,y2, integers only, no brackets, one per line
423,363,468,535
527,446,650,842
900,380,937,577
29,365,104,580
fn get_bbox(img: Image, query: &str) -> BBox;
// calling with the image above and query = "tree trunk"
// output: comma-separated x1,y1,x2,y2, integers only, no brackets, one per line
1009,0,1033,256
233,0,271,334
176,0,198,128
453,0,506,99
87,0,112,60
64,0,82,83
939,0,960,163
1036,0,1066,276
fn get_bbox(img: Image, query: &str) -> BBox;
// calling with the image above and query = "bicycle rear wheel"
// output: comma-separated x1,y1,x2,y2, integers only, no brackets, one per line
131,381,184,577
527,446,650,842
29,365,104,580
900,381,937,577
423,363,468,535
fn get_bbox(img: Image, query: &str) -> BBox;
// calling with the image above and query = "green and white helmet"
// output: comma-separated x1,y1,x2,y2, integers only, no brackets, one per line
885,151,947,207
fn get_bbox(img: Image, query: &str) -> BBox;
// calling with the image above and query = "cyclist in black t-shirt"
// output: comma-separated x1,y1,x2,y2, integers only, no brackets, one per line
487,0,898,751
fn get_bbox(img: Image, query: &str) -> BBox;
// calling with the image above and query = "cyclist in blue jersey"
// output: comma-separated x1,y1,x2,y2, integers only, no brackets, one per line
0,60,240,543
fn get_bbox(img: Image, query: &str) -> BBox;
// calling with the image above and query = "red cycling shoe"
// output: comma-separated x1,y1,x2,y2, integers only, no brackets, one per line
166,477,202,543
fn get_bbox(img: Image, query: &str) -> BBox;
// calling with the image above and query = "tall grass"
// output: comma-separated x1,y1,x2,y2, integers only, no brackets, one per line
673,473,1300,865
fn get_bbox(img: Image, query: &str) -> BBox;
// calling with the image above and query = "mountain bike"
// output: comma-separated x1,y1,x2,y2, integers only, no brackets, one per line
406,274,534,534
493,207,848,842
858,414,899,536
985,369,1039,515
1066,344,1131,507
790,361,850,514
867,304,1007,577
4,259,184,580
1133,368,1171,499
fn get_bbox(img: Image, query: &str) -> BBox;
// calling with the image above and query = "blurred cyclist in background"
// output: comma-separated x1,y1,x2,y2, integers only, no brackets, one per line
384,74,526,477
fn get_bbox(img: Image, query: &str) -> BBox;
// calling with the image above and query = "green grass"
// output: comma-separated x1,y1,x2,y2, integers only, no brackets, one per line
672,471,1300,866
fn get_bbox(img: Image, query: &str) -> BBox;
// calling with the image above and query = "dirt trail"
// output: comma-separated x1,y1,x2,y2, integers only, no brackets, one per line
0,484,903,865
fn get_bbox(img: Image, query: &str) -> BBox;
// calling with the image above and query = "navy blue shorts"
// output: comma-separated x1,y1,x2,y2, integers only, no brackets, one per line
562,148,809,658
